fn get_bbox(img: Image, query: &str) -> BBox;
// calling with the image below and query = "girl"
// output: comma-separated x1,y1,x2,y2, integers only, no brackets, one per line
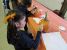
6,10,41,50
14,0,33,31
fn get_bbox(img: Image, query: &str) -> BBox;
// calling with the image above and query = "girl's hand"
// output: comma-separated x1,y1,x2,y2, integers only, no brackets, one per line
27,23,32,34
38,24,43,32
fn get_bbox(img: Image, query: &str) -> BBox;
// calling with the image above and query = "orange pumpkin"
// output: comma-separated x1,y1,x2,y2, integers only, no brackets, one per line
28,17,49,38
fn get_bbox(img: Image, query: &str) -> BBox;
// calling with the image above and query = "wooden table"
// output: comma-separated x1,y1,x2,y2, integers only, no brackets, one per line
33,0,67,43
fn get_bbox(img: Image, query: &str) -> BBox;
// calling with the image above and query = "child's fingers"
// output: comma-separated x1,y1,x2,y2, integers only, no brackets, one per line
38,24,43,31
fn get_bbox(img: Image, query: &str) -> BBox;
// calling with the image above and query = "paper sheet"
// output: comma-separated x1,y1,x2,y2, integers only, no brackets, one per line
42,32,67,50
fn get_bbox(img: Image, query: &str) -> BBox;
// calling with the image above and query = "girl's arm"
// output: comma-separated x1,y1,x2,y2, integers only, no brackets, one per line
17,31,41,49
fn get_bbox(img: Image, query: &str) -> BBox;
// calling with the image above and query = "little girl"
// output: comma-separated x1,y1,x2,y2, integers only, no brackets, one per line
6,10,41,50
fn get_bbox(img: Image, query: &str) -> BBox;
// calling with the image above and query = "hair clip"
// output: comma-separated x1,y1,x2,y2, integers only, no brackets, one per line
4,13,16,23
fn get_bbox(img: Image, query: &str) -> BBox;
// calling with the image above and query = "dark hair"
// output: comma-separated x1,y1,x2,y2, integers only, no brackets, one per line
23,0,32,7
7,9,26,44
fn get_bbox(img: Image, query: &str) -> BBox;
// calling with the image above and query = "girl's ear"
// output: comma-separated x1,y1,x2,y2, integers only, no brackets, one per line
15,22,20,28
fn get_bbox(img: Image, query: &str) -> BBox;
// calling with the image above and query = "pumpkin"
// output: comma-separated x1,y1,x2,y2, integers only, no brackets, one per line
28,17,49,35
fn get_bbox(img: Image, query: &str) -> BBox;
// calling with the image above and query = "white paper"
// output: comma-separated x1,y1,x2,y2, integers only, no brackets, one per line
42,32,67,50
33,18,42,23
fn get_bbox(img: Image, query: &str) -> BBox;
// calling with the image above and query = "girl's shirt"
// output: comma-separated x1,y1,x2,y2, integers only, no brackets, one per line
7,30,41,50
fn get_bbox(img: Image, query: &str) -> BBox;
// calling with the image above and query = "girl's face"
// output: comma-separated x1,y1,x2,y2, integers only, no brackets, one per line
15,17,26,29
19,17,26,28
